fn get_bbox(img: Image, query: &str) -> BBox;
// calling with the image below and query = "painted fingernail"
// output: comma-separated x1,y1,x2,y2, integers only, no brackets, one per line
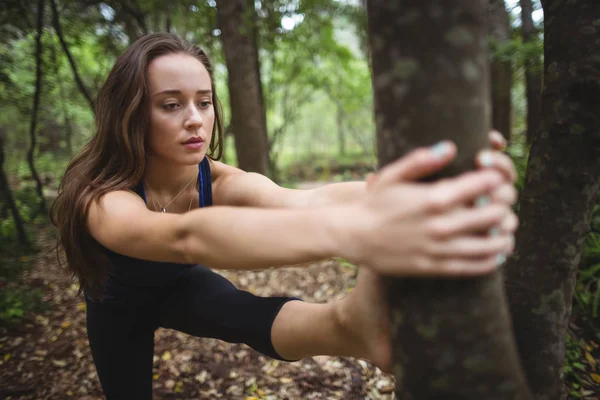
475,196,490,207
489,227,500,237
478,151,493,167
432,141,450,158
496,253,507,266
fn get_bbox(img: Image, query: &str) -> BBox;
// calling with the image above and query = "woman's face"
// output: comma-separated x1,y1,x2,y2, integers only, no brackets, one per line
146,53,215,165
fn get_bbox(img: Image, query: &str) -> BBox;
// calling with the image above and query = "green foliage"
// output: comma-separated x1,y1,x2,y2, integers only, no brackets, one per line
0,284,45,322
573,204,600,333
563,331,586,397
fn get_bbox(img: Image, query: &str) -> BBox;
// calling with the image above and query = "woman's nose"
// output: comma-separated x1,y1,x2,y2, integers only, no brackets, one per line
184,104,203,129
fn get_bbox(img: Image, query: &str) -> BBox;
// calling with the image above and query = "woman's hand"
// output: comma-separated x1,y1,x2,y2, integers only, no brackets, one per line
340,134,518,277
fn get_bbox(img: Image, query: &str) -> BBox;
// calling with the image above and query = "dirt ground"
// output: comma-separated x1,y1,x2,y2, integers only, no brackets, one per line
0,229,598,399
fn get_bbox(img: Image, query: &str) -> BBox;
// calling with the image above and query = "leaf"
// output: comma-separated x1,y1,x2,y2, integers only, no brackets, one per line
3,353,11,362
279,377,292,383
161,351,172,361
174,381,183,393
77,303,86,311
585,351,596,368
591,373,600,383
52,359,67,367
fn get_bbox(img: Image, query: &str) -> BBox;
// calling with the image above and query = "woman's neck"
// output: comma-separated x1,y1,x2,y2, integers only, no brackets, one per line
143,157,199,199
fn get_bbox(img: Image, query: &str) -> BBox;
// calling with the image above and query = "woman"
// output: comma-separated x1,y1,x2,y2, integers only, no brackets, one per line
51,33,518,399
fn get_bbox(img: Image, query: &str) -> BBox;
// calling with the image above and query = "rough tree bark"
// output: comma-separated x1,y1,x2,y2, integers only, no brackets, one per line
27,0,47,216
504,1,600,399
216,0,270,175
488,0,513,141
366,1,532,398
0,131,29,248
49,0,95,111
519,0,542,145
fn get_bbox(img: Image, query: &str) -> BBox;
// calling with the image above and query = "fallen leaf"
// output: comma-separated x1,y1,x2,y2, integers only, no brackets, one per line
52,359,67,367
591,373,600,383
585,351,596,368
161,351,172,361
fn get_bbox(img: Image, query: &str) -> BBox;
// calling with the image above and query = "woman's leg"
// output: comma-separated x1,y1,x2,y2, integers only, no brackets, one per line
86,297,157,399
271,267,391,371
158,265,389,370
158,265,298,360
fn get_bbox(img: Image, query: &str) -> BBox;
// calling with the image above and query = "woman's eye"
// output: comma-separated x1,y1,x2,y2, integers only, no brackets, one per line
163,103,179,110
198,101,212,109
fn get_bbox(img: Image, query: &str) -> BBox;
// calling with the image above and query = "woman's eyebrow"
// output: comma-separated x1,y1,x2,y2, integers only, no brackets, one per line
154,89,213,96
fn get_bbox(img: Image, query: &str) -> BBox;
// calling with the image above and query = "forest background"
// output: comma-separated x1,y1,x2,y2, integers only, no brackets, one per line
0,0,598,399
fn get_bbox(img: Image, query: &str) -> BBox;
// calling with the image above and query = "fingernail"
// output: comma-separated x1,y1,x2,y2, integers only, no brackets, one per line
489,227,500,237
478,151,493,167
475,196,490,207
432,141,450,158
496,253,506,266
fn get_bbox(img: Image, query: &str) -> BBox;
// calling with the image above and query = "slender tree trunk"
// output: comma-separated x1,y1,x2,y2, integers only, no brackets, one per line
49,0,94,111
520,0,543,145
27,0,47,216
336,104,346,157
504,1,600,398
0,132,29,248
50,37,73,155
165,1,172,33
488,0,513,141
366,1,532,398
216,0,269,175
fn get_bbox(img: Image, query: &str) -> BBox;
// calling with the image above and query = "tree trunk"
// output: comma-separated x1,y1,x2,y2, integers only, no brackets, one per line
336,104,346,157
488,0,513,141
50,0,95,111
520,0,542,145
216,0,269,175
0,132,29,248
27,0,47,217
504,1,600,398
366,1,532,398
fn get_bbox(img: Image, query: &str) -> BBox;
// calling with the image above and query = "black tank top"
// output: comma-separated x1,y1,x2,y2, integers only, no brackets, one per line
102,157,212,288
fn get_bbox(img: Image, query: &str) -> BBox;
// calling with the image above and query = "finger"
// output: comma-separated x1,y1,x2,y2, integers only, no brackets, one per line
411,253,502,277
488,130,507,150
426,204,508,238
427,234,514,258
490,184,518,206
476,150,517,183
371,141,457,190
498,212,519,234
425,170,504,212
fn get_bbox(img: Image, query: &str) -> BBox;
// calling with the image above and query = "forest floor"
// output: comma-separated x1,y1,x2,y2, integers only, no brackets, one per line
0,225,599,399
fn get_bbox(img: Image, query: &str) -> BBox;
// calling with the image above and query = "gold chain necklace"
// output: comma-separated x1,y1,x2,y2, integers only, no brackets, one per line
145,174,197,213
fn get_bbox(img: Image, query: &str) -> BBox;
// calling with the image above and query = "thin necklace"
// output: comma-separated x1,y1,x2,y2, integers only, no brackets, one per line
145,174,197,213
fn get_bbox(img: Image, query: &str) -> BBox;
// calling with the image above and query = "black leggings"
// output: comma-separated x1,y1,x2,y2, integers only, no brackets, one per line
86,265,297,399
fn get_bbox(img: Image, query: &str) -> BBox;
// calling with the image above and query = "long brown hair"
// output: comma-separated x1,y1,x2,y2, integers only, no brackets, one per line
50,33,224,298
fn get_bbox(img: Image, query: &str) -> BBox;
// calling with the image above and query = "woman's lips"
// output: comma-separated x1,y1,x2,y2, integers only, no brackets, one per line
183,138,204,150
183,141,204,150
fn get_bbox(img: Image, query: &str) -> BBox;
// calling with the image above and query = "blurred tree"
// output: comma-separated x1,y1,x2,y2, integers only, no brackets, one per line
50,0,95,111
27,0,47,216
488,0,513,141
217,0,270,175
519,0,542,145
504,0,600,398
366,0,532,397
0,131,29,248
